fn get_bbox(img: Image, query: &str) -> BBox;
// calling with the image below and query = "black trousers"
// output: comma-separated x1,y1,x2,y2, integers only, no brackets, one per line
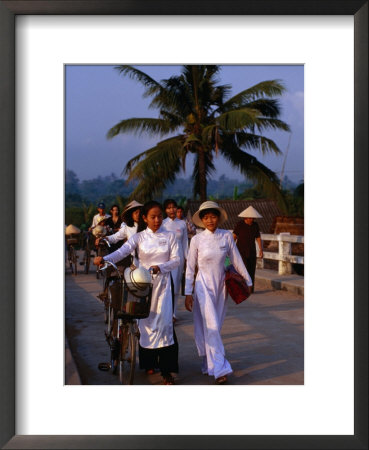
243,256,257,292
139,330,179,375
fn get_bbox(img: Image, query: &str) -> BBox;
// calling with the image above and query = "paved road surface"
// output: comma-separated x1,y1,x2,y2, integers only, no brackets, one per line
65,256,304,385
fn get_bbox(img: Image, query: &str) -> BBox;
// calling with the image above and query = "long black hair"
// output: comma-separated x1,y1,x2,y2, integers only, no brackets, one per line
110,204,120,215
137,201,163,232
163,198,177,218
199,208,221,220
122,206,141,227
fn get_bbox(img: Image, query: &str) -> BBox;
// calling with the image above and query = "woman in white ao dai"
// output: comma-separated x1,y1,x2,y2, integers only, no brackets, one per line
162,199,188,320
185,202,252,384
102,201,142,266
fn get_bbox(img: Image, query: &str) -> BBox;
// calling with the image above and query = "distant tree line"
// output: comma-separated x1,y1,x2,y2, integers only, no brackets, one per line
65,170,303,228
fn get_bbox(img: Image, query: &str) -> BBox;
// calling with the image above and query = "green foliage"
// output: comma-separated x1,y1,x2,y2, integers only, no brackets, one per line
233,186,239,200
115,195,128,212
285,181,304,217
65,169,303,222
65,206,85,228
82,203,96,225
108,65,290,202
65,170,136,207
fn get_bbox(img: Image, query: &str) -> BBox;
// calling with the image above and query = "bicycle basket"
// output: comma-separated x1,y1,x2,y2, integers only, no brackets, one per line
116,283,152,319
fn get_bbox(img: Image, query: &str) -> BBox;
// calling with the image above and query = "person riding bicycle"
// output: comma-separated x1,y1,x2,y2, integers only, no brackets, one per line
90,202,111,231
105,204,122,234
95,200,142,267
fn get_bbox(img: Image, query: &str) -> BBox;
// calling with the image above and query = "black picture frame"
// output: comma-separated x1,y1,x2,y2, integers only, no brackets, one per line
0,1,367,449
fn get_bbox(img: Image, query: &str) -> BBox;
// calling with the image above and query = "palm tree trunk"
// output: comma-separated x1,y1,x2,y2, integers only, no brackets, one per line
198,148,207,201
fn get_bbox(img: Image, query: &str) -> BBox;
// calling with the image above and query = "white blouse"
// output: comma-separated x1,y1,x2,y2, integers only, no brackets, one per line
91,213,110,229
185,228,252,296
106,222,138,245
162,217,188,259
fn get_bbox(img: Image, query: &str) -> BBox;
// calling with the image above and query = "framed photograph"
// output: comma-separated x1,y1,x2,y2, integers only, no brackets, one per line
1,1,367,449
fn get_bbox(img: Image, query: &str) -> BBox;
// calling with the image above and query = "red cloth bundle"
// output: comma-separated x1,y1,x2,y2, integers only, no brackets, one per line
225,265,251,304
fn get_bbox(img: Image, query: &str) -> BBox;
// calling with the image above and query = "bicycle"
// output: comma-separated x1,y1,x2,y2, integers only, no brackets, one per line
99,261,153,385
66,234,79,275
80,231,94,275
96,237,111,280
94,237,114,325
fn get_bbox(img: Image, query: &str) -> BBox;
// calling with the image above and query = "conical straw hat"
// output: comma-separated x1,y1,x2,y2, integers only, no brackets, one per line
238,205,263,218
65,224,81,235
192,201,228,228
123,200,143,214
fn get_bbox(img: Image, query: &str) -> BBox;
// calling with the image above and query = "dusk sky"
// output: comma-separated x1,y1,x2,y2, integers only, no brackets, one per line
66,65,304,184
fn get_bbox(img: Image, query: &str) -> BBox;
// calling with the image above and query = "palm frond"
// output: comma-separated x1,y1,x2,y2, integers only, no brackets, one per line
123,135,185,174
124,137,187,201
107,117,175,139
254,118,290,133
201,125,216,143
240,98,281,118
114,65,160,91
159,110,183,127
149,77,192,117
234,131,283,156
183,134,202,146
216,108,260,131
220,135,287,209
222,80,286,111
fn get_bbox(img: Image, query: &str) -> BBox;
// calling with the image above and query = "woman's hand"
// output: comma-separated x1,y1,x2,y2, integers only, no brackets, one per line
93,256,104,267
150,265,161,275
185,295,194,312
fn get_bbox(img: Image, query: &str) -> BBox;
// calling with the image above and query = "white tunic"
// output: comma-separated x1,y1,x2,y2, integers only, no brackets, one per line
106,222,138,244
162,217,188,295
103,227,180,349
185,228,252,378
91,213,110,229
106,223,138,265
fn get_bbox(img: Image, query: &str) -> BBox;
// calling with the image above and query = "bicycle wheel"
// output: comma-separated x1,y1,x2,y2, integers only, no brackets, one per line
104,290,113,327
69,246,78,275
83,248,90,274
96,245,106,279
119,322,136,385
67,246,73,271
73,249,78,275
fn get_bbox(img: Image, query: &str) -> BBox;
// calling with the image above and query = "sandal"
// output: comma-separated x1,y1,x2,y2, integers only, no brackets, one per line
215,375,228,385
98,362,111,371
162,374,175,385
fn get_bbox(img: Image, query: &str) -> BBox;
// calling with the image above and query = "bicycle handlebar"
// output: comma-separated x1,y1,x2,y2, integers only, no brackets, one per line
98,260,122,279
99,237,111,248
99,262,155,281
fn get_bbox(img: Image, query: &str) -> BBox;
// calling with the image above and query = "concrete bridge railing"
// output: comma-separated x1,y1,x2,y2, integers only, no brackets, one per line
258,232,304,275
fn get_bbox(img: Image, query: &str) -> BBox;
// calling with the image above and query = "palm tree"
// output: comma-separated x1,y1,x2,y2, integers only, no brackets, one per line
107,65,290,202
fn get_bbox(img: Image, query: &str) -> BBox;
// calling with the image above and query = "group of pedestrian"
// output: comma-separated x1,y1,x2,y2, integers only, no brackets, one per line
92,198,263,385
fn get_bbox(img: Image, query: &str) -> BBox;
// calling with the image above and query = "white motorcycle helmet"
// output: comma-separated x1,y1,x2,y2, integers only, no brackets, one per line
124,266,152,297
